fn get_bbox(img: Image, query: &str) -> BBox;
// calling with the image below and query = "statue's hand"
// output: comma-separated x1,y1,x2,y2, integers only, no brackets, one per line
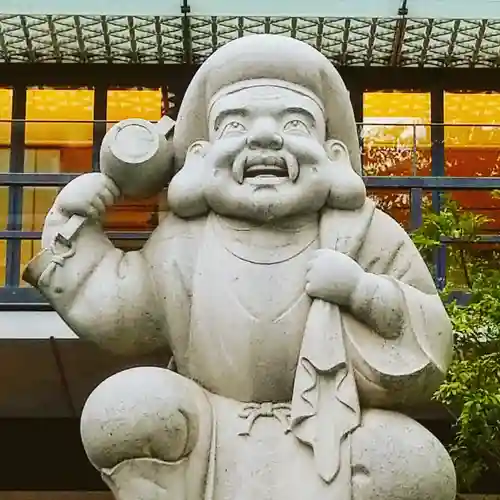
305,249,364,306
54,172,120,221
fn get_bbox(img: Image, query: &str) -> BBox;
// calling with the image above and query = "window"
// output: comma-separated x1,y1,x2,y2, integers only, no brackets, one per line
105,88,164,251
444,91,500,234
0,88,13,285
363,91,431,228
20,88,95,283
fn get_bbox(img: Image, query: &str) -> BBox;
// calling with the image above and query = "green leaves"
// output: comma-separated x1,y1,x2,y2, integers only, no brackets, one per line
411,197,500,491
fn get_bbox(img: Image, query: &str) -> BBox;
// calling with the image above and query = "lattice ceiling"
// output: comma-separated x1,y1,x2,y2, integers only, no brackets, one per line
1,15,500,66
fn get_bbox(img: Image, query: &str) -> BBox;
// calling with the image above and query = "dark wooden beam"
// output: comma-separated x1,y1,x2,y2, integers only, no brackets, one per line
1,64,500,92
0,416,496,492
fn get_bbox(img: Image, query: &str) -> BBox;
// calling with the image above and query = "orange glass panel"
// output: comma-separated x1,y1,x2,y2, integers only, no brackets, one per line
444,93,500,235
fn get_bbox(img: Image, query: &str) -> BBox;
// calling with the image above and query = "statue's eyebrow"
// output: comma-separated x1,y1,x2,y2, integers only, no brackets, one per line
213,108,249,130
279,107,316,126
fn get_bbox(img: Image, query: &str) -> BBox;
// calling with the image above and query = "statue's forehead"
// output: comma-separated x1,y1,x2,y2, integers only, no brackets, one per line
209,85,325,119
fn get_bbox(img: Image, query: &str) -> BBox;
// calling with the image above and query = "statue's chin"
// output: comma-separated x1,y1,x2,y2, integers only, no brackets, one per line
204,177,330,223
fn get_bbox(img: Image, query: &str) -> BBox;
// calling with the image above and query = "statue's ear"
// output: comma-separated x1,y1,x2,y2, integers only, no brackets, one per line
324,139,349,163
324,139,366,211
168,139,211,218
186,140,210,159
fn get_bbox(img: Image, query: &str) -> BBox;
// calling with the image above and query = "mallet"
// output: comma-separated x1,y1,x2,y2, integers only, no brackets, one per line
55,116,176,246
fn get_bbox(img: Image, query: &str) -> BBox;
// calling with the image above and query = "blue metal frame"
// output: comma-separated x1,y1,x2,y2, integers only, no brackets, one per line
1,101,500,307
431,89,447,290
1,172,498,309
2,173,499,189
5,86,26,288
92,86,108,172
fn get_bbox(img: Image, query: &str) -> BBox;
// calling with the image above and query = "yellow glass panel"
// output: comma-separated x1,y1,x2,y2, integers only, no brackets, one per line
0,148,10,229
445,92,500,177
24,148,61,174
0,185,7,286
444,92,500,149
0,239,5,286
0,88,12,147
0,183,8,230
363,92,431,230
20,239,43,286
363,92,431,148
25,88,94,147
22,183,57,231
107,89,162,124
0,89,8,285
21,183,58,281
363,92,431,176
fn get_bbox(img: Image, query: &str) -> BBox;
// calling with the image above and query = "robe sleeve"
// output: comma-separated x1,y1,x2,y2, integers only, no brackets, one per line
24,218,166,356
343,208,453,407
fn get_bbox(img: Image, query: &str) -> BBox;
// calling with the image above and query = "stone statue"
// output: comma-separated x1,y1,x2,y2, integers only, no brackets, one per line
24,35,456,500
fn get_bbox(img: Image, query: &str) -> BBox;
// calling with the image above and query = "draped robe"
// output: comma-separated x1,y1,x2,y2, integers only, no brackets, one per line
24,198,453,500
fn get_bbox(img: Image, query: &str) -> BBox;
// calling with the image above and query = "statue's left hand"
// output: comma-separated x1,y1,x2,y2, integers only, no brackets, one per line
305,249,364,307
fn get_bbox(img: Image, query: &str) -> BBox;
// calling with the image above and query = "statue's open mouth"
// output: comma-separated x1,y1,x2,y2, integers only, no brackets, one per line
233,153,298,185
245,165,289,178
244,156,289,179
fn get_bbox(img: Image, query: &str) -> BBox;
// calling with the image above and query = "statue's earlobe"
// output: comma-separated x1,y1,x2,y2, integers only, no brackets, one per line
324,139,366,211
167,140,211,218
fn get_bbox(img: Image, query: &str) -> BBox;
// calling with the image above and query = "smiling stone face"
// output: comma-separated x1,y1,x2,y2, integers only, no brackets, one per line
198,81,335,222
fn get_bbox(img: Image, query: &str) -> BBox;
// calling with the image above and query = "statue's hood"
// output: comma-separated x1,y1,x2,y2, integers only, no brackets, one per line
173,34,362,175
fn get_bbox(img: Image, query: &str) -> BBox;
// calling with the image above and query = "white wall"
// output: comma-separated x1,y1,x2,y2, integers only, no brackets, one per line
0,311,77,339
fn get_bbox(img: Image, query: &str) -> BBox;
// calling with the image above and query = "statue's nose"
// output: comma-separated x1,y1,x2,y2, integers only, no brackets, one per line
246,125,284,150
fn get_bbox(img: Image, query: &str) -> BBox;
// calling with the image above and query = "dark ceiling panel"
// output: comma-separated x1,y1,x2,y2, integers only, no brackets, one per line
2,15,500,67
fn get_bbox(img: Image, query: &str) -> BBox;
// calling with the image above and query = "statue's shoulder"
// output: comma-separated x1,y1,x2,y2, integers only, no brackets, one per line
369,205,411,244
142,212,207,260
146,212,206,247
356,204,412,265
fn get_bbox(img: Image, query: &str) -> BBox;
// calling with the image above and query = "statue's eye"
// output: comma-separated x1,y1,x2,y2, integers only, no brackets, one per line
221,121,246,135
283,119,309,134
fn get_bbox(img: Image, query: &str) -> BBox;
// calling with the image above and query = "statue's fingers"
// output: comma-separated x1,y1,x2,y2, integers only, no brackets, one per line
305,281,319,298
100,187,117,207
90,197,107,216
307,249,329,270
104,177,121,198
305,266,318,284
86,205,100,219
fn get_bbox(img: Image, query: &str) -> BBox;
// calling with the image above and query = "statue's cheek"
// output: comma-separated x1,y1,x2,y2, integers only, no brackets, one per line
167,163,210,218
326,163,366,210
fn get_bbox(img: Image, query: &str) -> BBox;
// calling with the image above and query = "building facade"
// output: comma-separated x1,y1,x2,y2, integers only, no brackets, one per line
1,1,500,496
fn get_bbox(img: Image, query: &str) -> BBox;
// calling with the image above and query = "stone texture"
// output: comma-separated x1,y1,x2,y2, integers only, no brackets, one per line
24,34,456,500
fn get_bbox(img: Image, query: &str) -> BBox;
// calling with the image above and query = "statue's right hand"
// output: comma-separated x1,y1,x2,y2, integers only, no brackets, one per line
54,172,121,220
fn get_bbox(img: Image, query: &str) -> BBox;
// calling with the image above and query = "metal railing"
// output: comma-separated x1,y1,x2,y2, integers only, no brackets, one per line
0,119,499,308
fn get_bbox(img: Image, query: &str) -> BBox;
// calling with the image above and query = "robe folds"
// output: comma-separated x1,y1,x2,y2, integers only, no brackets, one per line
24,198,453,500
